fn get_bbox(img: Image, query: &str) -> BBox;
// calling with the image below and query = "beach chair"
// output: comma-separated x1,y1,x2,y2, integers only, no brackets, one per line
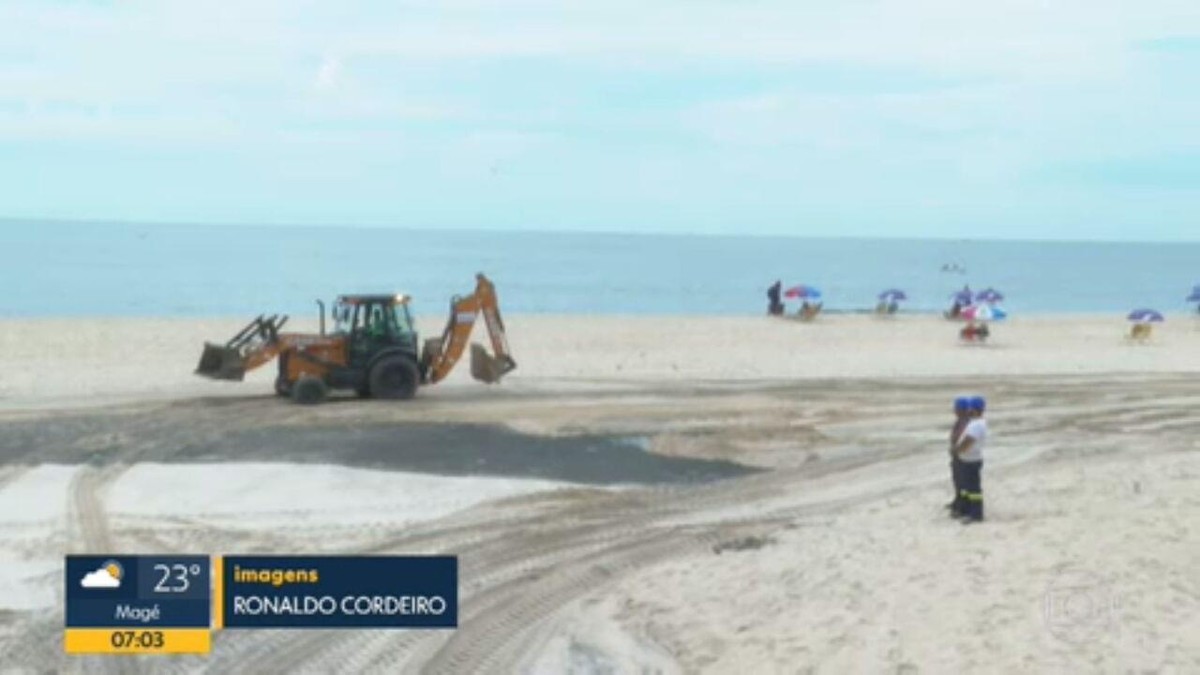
798,302,823,322
1128,323,1152,343
959,322,989,343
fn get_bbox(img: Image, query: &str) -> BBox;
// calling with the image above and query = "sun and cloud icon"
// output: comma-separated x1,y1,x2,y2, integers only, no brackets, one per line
80,560,124,589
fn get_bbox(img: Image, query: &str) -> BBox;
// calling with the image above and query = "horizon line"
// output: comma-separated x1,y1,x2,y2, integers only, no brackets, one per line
4,216,1198,247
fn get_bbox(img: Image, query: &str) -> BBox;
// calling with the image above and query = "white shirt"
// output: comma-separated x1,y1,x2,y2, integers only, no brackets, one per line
959,418,987,462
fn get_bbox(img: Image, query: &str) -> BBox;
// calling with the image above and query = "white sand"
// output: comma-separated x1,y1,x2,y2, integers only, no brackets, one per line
0,314,1197,672
1,314,1198,409
0,464,564,613
107,463,564,528
0,466,78,611
542,448,1200,673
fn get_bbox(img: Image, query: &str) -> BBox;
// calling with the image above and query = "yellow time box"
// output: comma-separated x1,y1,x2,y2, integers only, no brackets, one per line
64,629,212,655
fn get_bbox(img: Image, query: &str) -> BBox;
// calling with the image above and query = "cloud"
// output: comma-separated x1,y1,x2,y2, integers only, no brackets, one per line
80,568,120,588
0,0,1197,237
314,56,342,91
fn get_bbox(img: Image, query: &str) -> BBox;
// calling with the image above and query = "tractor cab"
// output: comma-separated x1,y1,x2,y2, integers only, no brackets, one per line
331,294,419,366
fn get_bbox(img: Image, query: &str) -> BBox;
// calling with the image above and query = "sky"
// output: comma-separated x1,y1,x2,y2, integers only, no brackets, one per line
0,0,1197,240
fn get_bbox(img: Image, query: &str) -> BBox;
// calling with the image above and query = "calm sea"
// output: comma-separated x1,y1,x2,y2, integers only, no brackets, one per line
2,221,1196,318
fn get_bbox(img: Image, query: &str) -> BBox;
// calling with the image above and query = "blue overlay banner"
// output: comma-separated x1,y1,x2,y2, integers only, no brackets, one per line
221,555,458,629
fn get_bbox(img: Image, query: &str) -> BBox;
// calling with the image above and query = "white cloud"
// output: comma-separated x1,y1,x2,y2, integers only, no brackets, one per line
314,56,342,91
80,568,120,589
0,0,1197,235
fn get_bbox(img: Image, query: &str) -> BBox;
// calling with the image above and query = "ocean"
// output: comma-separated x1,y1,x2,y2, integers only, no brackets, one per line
2,221,1197,318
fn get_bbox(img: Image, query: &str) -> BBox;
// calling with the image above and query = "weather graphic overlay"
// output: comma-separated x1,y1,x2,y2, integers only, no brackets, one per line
63,554,458,656
64,555,212,654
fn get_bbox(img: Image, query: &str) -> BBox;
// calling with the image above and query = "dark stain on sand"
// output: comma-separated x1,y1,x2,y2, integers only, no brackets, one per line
0,414,757,486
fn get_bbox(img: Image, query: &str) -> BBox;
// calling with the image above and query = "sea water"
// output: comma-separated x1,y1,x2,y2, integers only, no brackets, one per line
1,221,1196,318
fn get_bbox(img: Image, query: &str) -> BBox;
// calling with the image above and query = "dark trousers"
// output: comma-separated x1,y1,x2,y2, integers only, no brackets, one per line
959,460,984,521
949,456,964,514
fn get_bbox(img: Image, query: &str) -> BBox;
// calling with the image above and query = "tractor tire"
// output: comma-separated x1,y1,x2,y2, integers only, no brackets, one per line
369,356,419,400
291,376,328,405
276,354,291,396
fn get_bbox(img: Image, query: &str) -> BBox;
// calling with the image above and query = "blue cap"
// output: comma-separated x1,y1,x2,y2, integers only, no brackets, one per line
954,397,970,411
968,396,986,411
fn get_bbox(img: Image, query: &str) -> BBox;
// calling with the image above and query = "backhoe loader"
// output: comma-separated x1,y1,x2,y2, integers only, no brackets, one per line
195,274,516,404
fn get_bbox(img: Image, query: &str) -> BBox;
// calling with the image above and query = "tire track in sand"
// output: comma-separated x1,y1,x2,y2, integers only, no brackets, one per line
64,464,140,675
202,436,953,673
67,463,128,554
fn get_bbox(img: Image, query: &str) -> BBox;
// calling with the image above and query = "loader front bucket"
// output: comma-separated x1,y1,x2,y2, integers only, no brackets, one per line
195,342,248,381
470,343,516,384
195,314,287,381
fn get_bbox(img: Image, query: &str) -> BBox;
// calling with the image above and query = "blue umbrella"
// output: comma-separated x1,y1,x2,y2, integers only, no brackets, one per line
949,288,973,304
975,288,1004,303
878,288,907,301
1187,285,1200,302
1127,309,1164,323
785,285,822,299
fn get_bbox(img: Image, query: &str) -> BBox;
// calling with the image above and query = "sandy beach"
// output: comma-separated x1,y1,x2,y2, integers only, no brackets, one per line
0,313,1197,673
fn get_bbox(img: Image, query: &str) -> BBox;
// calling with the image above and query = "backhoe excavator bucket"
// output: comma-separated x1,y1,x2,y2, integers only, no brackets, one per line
470,343,516,384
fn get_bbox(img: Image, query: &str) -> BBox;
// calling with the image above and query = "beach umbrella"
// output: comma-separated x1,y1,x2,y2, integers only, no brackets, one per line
1187,285,1200,302
962,304,1005,322
974,288,1004,304
1127,309,1164,323
784,285,822,299
961,305,989,321
878,288,907,301
949,288,973,305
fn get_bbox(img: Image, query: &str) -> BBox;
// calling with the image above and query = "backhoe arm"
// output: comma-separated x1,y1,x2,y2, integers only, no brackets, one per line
422,274,517,384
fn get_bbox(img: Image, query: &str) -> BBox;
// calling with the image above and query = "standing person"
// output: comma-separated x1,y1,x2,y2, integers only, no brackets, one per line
954,396,988,523
767,280,783,316
946,284,971,319
946,397,970,516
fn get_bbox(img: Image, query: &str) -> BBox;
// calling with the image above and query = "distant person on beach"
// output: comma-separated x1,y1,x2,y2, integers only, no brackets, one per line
953,396,988,523
945,285,971,319
946,397,970,516
767,280,784,316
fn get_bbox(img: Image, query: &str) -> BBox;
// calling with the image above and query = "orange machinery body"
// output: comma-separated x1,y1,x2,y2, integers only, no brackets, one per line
267,334,351,382
195,274,515,403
